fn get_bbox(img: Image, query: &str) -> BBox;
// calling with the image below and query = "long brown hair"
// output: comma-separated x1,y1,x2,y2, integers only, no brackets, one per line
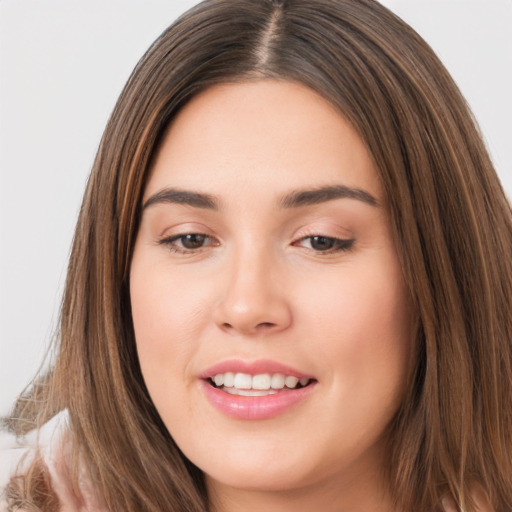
6,0,512,510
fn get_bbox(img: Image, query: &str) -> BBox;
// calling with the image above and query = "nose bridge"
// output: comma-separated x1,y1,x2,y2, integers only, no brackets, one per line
214,236,291,335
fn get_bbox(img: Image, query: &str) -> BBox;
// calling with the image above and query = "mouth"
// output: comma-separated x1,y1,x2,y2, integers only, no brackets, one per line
207,372,314,396
200,361,317,420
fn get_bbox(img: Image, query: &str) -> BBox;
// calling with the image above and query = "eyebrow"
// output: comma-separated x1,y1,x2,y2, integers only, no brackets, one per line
143,188,219,210
142,184,379,211
279,185,379,208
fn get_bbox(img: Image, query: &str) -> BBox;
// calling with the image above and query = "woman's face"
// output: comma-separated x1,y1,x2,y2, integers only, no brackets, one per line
130,80,414,506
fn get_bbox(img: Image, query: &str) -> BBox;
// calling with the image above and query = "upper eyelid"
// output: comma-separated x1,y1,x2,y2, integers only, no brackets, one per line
291,221,354,238
293,231,354,245
157,225,355,248
162,233,216,244
159,234,354,257
298,235,353,242
158,232,352,243
156,220,213,236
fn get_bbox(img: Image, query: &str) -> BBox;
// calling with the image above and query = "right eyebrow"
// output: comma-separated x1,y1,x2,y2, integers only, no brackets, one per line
143,188,219,211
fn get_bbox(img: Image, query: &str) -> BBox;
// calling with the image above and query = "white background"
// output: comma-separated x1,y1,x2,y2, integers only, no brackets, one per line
1,0,511,416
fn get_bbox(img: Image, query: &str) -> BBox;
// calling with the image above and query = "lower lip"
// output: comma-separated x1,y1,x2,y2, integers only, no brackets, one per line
200,380,317,420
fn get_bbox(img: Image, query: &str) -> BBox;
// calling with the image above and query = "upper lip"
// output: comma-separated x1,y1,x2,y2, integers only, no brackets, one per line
199,359,314,380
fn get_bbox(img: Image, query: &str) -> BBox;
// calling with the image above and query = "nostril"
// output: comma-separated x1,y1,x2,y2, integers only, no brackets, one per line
220,321,277,334
256,322,276,330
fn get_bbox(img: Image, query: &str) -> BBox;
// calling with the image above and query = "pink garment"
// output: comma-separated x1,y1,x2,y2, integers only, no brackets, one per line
0,411,108,511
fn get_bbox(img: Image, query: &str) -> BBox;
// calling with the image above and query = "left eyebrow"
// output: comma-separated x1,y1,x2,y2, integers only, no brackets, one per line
279,185,380,209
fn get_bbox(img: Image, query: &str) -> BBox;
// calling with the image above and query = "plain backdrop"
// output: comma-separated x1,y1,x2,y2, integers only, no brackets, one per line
1,0,511,416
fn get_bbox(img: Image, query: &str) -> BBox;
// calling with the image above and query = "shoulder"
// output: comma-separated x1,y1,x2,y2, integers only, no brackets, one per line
0,411,69,511
1,411,109,512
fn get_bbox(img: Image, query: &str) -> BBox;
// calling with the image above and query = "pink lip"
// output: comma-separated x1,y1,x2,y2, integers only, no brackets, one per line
199,359,317,421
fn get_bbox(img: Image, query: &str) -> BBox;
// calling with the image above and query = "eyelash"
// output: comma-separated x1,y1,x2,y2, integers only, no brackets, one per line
159,233,355,255
294,235,355,254
159,233,217,254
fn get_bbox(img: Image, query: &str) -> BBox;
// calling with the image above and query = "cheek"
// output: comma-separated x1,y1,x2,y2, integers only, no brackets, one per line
129,259,215,437
129,256,211,401
131,260,208,344
296,257,413,396
299,254,411,333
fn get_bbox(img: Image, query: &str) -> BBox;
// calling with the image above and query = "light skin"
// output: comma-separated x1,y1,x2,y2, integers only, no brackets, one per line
130,79,430,511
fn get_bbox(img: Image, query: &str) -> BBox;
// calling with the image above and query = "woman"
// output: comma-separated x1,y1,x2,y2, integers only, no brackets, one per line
2,0,511,510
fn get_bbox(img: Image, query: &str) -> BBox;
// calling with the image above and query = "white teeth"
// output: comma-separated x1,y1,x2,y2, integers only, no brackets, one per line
285,376,299,388
252,374,271,390
234,373,252,389
271,373,285,389
224,388,279,396
211,372,311,391
223,372,235,387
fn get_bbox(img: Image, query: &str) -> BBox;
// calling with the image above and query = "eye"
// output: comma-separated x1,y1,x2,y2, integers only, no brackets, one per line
295,235,355,253
159,233,217,254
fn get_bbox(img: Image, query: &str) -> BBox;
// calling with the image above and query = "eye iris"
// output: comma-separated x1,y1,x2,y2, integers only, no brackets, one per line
181,234,206,249
310,236,335,251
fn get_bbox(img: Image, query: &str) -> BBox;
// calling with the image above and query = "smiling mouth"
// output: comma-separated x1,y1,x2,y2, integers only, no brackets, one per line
208,372,315,396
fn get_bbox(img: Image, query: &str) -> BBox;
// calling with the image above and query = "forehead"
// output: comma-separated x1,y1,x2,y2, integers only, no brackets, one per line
145,80,382,204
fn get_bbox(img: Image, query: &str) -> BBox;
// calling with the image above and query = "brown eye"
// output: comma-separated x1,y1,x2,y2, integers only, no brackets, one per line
159,233,216,254
295,236,355,253
310,236,336,251
180,234,208,249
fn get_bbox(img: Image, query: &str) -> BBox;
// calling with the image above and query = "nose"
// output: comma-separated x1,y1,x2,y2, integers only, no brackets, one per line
213,247,292,336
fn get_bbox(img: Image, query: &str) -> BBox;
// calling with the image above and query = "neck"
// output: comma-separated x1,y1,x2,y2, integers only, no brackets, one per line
206,466,399,512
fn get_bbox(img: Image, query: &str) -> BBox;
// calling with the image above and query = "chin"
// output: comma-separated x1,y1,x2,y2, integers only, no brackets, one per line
191,440,329,494
204,463,316,493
